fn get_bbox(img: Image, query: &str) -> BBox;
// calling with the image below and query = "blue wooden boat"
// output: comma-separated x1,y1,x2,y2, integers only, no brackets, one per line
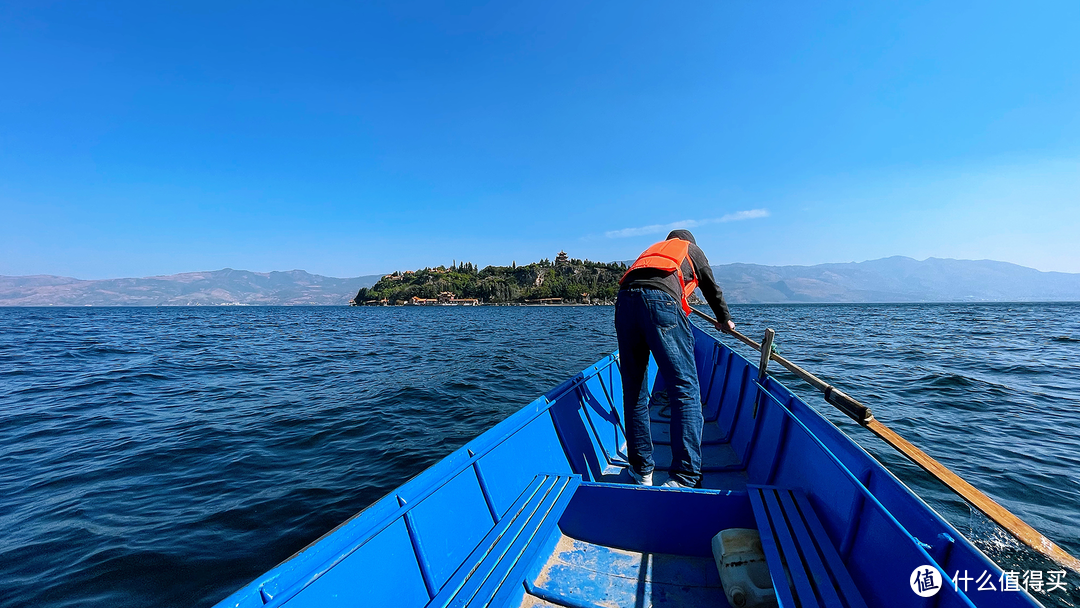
215,325,1041,608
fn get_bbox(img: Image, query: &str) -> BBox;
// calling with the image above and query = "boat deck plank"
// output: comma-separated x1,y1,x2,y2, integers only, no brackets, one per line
526,534,725,608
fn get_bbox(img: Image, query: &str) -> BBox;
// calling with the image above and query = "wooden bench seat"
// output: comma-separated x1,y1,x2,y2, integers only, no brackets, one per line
748,485,868,608
427,473,580,608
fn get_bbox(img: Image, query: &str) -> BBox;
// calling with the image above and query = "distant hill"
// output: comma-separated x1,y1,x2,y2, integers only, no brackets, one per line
0,269,385,306
712,257,1080,303
1,257,1078,306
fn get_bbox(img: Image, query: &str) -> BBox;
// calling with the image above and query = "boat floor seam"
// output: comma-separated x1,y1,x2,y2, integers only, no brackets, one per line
539,559,722,587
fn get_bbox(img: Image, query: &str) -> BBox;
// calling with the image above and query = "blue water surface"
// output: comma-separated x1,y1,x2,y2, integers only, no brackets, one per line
0,304,1078,607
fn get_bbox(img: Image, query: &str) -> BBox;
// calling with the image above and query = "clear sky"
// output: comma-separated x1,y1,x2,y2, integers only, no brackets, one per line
2,1,1079,279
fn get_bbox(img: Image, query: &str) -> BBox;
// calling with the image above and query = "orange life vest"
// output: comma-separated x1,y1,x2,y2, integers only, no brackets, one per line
620,239,698,315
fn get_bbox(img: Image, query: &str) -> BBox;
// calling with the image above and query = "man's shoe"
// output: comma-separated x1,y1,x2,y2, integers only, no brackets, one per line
661,478,692,489
628,468,653,486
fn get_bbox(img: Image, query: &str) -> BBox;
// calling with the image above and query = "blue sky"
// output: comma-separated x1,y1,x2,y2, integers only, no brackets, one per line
2,1,1078,278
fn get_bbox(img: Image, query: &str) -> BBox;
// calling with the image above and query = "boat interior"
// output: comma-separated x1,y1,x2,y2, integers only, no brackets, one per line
218,326,1036,608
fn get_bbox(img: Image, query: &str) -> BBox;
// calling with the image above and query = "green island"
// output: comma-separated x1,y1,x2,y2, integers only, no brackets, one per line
351,251,628,305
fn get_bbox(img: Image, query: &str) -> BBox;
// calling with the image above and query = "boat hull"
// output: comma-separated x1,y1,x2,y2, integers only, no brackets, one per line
215,325,1039,608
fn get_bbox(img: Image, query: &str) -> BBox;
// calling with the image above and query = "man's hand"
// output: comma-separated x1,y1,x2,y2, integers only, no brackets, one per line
715,320,736,334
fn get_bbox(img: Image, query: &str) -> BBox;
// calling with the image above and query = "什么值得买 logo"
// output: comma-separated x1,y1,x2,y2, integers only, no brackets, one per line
911,565,943,597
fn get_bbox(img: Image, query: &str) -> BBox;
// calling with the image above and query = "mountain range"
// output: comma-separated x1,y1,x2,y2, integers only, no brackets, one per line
0,269,385,306
710,257,1080,303
2,257,1078,306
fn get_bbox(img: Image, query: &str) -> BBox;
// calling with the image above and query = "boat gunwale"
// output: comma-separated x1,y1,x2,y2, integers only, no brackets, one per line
216,355,621,607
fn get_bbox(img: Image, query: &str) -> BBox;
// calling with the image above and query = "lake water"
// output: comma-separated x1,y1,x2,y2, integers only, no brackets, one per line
1,304,1078,607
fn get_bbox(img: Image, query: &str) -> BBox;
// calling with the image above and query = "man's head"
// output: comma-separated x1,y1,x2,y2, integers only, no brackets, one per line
666,229,697,245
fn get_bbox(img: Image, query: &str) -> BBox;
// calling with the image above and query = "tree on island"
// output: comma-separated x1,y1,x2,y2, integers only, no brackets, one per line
352,255,628,305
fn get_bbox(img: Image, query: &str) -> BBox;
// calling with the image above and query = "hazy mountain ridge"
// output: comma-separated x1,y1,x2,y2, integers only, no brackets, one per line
2,257,1078,306
714,257,1080,303
0,269,386,306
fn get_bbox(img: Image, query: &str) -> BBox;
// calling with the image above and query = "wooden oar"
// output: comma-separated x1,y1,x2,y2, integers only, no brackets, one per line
691,307,1080,574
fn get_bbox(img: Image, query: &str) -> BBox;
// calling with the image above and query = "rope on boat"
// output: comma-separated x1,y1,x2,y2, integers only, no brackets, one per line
690,307,1080,575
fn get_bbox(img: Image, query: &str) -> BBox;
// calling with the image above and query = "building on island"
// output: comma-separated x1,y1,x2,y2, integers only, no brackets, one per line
408,294,479,306
555,250,569,266
437,291,479,305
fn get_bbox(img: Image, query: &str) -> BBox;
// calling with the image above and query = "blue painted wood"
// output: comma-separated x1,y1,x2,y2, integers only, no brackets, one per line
760,487,820,603
475,414,572,515
281,517,430,608
476,477,579,608
429,473,580,608
402,509,438,598
427,474,548,607
409,466,496,591
747,486,798,608
525,532,726,608
704,346,731,422
472,462,501,524
714,356,748,435
792,490,869,608
594,367,628,449
750,384,982,608
558,483,757,557
213,333,1039,608
750,485,868,608
778,489,845,607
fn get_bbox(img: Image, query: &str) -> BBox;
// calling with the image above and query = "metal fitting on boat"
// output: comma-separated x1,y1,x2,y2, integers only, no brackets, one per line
823,386,873,425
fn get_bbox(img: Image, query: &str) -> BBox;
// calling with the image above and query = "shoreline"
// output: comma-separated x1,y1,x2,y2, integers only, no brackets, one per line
4,301,1080,308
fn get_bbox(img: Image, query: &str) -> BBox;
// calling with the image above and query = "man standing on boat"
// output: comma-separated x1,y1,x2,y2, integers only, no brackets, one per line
616,229,734,488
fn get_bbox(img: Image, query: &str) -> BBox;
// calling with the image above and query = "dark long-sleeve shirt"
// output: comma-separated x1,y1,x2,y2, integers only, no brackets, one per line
620,242,731,324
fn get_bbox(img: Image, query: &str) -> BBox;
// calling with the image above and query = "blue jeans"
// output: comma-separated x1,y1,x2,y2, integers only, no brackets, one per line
615,288,702,487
